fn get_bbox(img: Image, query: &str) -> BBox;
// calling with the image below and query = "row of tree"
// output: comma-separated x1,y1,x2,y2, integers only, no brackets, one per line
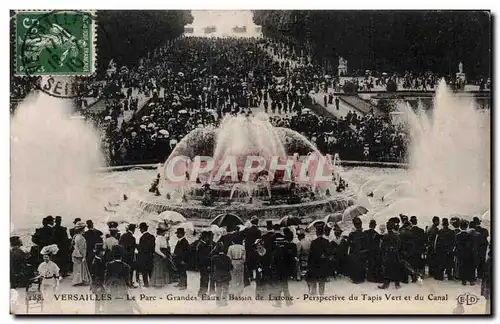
252,10,491,79
97,10,193,73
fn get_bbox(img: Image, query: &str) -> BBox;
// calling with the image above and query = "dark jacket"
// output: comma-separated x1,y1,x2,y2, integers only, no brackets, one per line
212,253,233,283
380,231,401,281
104,260,131,293
10,247,29,288
348,229,368,257
455,231,475,281
53,225,69,248
364,229,378,253
84,228,104,259
90,256,106,290
307,236,331,280
32,225,55,247
426,225,439,250
244,226,262,250
196,240,213,271
435,227,455,254
410,226,426,255
119,231,137,266
136,232,155,272
272,241,297,279
174,237,190,264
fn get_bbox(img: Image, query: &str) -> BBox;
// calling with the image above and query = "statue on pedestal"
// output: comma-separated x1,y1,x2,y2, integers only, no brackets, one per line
338,57,348,77
459,62,463,74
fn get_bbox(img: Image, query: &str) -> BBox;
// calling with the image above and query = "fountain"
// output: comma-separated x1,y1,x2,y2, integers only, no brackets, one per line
134,113,356,220
11,93,105,230
9,81,489,236
370,80,490,224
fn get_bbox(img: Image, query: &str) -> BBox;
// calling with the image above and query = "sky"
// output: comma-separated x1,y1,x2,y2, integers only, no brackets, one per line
186,10,262,37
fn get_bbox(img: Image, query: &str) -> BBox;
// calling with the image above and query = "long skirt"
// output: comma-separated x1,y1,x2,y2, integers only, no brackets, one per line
151,253,170,288
229,260,245,296
41,279,61,313
72,257,91,285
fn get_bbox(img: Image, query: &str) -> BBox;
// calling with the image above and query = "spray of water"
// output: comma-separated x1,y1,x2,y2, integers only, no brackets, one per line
383,80,490,222
11,93,105,230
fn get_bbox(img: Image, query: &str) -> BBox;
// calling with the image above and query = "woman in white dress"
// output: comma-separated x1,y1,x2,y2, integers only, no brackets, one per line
37,245,61,309
227,236,245,297
104,228,120,263
72,222,91,286
151,223,171,288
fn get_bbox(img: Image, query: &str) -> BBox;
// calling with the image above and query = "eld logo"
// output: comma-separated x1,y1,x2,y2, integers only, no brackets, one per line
457,293,479,305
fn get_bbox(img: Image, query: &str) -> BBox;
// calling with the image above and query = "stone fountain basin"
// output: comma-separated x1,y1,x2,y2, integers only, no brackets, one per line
134,190,356,220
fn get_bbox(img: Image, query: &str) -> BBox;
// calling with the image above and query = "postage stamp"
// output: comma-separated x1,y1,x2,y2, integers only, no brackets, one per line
15,10,96,76
9,9,491,316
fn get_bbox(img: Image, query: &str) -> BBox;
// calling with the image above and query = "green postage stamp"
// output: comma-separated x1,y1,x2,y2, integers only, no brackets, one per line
15,10,96,76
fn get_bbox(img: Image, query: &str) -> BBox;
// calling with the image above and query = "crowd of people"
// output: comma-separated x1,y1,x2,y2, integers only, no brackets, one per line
12,36,417,166
91,37,410,165
11,212,491,312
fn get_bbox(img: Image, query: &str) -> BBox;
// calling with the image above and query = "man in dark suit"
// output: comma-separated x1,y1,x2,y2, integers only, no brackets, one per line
307,226,330,296
84,220,104,270
364,220,379,282
90,243,106,313
434,218,455,280
271,229,297,307
53,216,70,276
244,216,262,280
409,216,425,279
196,231,214,296
398,220,415,283
104,246,142,314
472,217,489,278
378,221,402,289
136,222,155,287
426,216,440,278
261,224,279,254
174,227,190,290
32,216,56,248
119,223,137,286
450,217,461,279
456,221,476,286
347,217,368,283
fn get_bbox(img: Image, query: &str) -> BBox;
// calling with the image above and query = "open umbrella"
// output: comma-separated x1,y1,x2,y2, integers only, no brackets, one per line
159,210,186,224
342,205,369,222
210,213,244,229
279,215,302,227
306,219,326,231
159,129,169,136
178,110,188,114
324,212,343,223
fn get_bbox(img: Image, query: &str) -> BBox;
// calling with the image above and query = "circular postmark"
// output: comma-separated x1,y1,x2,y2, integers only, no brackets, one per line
18,10,110,99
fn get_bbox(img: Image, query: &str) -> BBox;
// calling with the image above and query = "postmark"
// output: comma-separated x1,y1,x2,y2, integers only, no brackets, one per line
16,10,95,77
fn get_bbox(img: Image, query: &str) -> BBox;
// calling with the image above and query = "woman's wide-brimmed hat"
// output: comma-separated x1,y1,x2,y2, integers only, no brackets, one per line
74,221,86,229
157,222,168,232
40,244,59,255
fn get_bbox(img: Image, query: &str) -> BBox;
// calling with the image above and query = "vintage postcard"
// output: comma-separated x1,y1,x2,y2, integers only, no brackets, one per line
9,10,491,315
